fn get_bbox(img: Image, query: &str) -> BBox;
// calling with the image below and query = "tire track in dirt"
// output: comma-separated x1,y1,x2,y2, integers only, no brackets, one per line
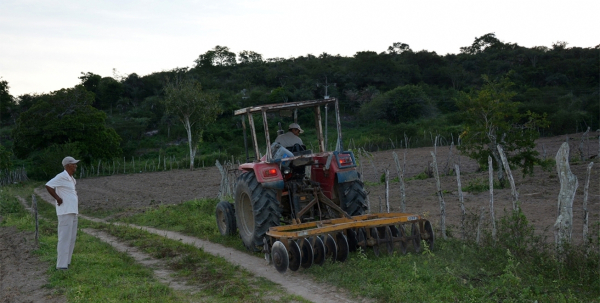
81,228,197,293
34,188,369,303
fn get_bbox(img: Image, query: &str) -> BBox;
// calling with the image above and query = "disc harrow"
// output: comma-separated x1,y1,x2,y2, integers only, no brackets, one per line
263,212,434,273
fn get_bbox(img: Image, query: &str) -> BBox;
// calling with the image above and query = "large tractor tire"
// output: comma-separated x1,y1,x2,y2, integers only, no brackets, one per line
337,178,368,216
234,171,281,251
215,201,236,236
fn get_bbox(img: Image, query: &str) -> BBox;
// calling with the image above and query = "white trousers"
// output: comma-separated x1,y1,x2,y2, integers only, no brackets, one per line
57,213,78,269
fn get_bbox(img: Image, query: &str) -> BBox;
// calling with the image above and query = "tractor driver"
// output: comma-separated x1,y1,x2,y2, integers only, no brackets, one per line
274,123,304,150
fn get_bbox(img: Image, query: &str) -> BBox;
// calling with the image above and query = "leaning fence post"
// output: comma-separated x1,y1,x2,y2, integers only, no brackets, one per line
497,144,519,210
216,160,228,199
583,162,593,246
431,151,447,239
488,156,497,241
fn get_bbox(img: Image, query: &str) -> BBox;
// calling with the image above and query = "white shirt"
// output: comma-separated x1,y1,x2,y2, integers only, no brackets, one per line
46,170,78,215
274,131,303,148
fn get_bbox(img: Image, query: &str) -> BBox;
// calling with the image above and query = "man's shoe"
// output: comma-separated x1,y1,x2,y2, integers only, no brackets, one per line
56,267,68,270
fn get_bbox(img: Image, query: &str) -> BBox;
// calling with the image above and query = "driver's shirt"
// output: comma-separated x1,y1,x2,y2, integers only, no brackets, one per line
274,131,303,148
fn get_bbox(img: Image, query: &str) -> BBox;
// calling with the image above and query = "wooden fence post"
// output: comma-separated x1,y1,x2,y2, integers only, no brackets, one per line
384,168,390,213
393,151,406,212
554,142,578,251
488,156,497,240
31,194,38,246
431,151,447,239
215,160,228,199
583,162,593,245
497,144,519,211
579,127,590,161
455,164,466,239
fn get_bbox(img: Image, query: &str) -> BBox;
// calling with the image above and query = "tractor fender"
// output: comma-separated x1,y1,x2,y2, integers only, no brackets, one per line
336,170,359,184
238,162,284,190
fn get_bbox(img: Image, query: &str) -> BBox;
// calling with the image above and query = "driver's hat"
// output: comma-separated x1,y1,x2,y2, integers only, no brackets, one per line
288,123,304,134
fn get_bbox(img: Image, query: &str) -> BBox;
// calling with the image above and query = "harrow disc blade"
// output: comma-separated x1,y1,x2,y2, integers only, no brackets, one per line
424,220,435,251
311,236,326,266
346,229,358,252
370,228,380,257
389,225,400,253
397,224,408,255
323,234,338,262
382,226,394,255
288,240,301,271
357,228,367,253
411,223,422,253
335,232,349,262
271,241,289,274
299,238,314,269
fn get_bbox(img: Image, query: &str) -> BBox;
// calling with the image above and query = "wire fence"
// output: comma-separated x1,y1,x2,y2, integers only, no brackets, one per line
0,167,28,186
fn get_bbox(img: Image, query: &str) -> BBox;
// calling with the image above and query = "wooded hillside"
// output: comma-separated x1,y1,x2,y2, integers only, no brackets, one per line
1,33,598,179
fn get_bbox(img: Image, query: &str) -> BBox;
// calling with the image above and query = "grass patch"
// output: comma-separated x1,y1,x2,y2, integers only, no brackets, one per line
87,221,307,302
116,196,600,302
116,198,247,250
1,184,184,302
462,177,503,193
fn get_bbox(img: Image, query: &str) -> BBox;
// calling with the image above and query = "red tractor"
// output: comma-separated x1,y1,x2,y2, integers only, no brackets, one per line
216,98,433,273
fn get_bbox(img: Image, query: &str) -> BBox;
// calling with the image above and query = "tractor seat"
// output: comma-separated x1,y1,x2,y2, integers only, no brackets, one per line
291,149,312,157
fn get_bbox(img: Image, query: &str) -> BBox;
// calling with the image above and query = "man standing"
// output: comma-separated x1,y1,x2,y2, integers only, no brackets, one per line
45,156,80,270
274,123,304,148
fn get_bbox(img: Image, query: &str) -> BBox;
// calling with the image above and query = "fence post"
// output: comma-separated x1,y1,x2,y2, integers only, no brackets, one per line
497,144,519,211
554,142,578,252
431,151,447,239
488,156,497,240
216,160,228,199
455,164,466,240
32,194,38,246
384,168,390,213
393,151,406,212
583,162,593,248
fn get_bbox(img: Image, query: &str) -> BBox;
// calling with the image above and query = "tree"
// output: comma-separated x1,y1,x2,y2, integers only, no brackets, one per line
162,78,222,170
12,86,122,161
96,77,123,110
0,78,17,126
238,50,263,64
358,85,433,123
387,42,411,54
0,145,12,170
460,33,502,55
79,72,102,93
194,45,236,67
457,73,549,186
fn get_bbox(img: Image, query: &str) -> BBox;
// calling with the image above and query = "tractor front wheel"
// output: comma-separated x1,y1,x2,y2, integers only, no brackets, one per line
215,201,236,236
337,178,368,216
234,171,281,251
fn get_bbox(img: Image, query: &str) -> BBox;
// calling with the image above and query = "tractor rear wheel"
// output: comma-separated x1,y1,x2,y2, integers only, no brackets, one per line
337,178,368,216
234,171,281,251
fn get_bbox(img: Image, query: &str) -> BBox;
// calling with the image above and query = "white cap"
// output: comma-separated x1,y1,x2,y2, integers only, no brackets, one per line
288,123,304,134
62,156,80,166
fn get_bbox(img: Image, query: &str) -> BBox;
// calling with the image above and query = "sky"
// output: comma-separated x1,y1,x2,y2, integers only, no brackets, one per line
1,0,598,97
